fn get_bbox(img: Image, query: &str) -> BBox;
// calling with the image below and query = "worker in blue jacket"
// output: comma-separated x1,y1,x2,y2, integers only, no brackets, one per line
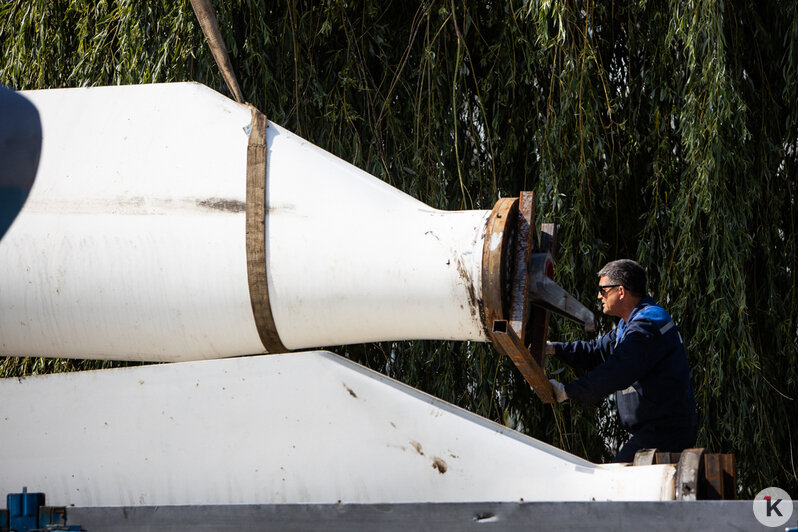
546,259,697,463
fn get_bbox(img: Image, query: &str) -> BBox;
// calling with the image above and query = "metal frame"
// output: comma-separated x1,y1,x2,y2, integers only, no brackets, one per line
491,320,554,403
44,501,778,532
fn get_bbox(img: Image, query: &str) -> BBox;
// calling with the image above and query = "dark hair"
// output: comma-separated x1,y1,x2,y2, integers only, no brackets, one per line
598,259,646,298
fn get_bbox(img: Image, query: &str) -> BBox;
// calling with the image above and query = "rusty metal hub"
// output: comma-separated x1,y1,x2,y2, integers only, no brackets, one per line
481,192,594,404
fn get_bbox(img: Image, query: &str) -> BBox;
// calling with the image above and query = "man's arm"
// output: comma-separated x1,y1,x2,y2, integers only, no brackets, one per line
563,322,666,405
550,330,615,373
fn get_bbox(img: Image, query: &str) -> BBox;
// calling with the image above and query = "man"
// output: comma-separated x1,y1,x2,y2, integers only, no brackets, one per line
546,259,697,462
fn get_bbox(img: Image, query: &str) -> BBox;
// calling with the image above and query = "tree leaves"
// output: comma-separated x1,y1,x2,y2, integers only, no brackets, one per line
1,0,795,496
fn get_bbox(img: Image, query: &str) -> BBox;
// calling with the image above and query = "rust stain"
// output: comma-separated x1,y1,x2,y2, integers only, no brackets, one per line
432,457,448,474
197,197,246,213
475,293,488,338
343,383,358,398
455,257,480,323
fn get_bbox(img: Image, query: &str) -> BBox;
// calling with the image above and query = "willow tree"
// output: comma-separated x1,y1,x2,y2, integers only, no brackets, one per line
1,0,796,496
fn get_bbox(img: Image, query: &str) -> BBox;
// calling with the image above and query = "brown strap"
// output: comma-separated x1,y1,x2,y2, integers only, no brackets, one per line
246,107,287,353
190,2,279,350
189,0,246,104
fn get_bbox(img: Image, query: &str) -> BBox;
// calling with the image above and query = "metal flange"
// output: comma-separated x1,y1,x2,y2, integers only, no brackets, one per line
481,197,518,333
482,193,554,403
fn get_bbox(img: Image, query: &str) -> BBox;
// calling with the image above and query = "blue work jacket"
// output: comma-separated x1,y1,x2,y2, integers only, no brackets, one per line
553,296,697,431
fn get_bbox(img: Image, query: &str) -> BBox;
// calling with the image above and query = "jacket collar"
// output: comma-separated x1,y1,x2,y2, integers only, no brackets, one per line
619,295,656,328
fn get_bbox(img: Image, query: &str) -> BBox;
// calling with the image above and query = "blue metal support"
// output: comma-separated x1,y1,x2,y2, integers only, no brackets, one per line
1,488,81,532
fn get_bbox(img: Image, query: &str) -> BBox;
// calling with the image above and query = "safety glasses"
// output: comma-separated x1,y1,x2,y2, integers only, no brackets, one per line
597,284,621,296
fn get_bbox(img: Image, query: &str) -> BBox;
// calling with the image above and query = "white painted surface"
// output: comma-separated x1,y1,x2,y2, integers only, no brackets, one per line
264,122,488,349
0,351,675,505
0,83,488,361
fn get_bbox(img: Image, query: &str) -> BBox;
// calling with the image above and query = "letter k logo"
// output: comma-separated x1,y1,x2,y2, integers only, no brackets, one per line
754,488,792,527
765,496,783,517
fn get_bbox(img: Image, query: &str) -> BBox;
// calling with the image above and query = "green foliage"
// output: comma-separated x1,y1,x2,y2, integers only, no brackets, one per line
1,0,796,496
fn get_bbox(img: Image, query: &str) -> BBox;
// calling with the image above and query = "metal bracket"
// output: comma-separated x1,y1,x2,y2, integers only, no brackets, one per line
481,192,596,404
1,487,82,531
492,320,554,403
632,448,736,500
675,448,704,501
632,448,657,466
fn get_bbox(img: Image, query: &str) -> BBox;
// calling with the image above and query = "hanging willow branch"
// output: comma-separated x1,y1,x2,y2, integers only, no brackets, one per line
1,0,796,496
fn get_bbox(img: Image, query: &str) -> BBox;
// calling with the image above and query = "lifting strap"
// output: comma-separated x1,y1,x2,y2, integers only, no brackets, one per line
246,108,287,353
189,0,286,352
189,0,246,104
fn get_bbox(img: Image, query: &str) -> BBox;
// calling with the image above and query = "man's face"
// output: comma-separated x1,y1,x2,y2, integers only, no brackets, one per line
597,275,622,317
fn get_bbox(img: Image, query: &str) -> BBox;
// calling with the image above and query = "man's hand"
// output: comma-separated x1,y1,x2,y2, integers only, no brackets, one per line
549,379,568,403
545,341,555,355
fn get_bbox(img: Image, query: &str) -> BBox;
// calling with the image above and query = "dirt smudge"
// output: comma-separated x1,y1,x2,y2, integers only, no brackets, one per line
455,256,481,324
197,198,246,213
410,440,424,456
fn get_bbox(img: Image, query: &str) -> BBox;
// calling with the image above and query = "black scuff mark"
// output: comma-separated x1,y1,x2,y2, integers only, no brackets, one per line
197,198,246,213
